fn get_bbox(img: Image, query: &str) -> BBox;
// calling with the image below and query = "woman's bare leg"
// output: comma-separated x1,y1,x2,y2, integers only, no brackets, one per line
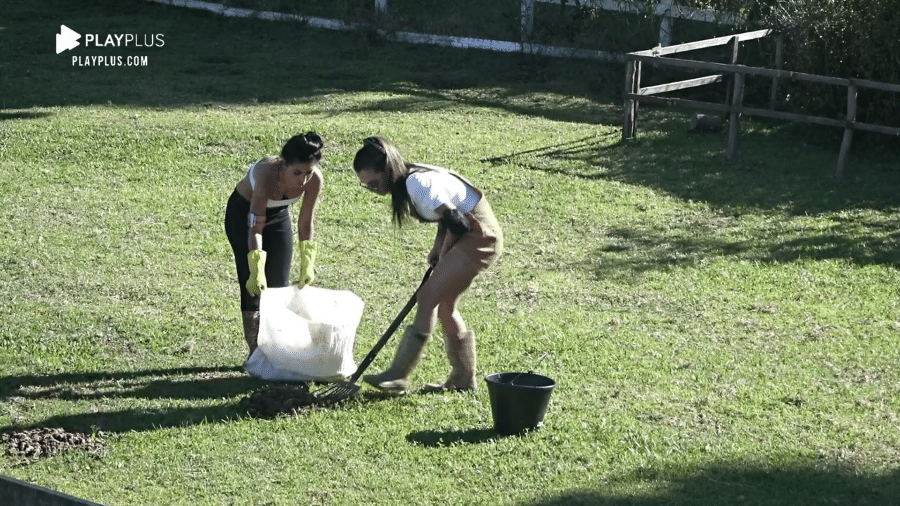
414,247,484,391
413,247,480,334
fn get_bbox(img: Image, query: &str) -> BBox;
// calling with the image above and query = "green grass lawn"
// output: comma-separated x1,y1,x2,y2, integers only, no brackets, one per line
1,0,899,505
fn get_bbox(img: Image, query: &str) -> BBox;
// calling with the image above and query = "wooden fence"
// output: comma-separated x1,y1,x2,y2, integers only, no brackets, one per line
622,29,900,179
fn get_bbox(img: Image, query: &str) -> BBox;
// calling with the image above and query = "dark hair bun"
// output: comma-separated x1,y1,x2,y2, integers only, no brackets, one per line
282,131,324,164
303,132,323,149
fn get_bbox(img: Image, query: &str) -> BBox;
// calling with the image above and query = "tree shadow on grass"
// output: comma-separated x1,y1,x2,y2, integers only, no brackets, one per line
586,216,900,282
0,365,267,433
0,111,54,121
333,82,621,126
481,113,900,271
488,109,900,215
519,460,900,506
1,0,617,127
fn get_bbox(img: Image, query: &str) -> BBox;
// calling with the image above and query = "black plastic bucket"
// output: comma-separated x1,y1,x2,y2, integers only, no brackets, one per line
484,372,555,436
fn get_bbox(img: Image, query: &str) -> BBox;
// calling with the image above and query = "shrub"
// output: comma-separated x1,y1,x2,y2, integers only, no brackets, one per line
767,0,899,131
688,1,898,131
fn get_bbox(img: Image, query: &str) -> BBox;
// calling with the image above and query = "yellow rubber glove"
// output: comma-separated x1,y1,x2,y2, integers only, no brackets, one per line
245,249,267,296
296,240,317,287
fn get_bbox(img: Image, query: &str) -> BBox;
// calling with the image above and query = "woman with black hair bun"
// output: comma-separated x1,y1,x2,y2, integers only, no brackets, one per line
224,132,324,361
352,136,503,395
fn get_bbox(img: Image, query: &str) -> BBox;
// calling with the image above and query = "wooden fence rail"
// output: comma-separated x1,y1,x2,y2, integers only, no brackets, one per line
623,30,900,179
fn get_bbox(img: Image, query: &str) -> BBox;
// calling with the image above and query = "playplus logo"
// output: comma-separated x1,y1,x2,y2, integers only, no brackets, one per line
56,25,81,54
56,25,165,66
56,25,165,53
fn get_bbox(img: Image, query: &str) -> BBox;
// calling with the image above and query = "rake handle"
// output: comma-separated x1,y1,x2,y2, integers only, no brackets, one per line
348,267,433,384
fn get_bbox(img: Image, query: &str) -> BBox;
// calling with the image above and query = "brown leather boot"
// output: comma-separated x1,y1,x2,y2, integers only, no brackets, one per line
423,331,477,392
241,311,259,359
363,326,428,395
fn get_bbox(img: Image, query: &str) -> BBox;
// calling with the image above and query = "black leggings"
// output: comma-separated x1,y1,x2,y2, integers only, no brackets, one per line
224,190,293,311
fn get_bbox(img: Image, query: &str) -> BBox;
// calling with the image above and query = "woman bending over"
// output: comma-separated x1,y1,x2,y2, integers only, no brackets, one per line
353,136,502,394
224,132,323,360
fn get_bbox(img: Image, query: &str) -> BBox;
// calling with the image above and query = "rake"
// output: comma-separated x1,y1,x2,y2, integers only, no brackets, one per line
313,267,433,405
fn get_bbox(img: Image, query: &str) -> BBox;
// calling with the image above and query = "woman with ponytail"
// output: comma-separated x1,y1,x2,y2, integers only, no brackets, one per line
353,136,503,395
224,132,324,361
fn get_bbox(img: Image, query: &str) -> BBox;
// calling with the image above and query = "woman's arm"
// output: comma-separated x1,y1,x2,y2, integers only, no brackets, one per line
429,221,447,266
296,168,322,241
244,159,280,296
435,203,469,260
247,160,277,250
294,169,322,287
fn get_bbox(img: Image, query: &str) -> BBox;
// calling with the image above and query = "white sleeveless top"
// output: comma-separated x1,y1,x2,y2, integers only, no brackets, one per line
405,164,480,222
247,159,303,208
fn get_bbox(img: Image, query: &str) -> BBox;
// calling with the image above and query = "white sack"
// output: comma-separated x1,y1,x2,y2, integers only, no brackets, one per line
243,285,363,382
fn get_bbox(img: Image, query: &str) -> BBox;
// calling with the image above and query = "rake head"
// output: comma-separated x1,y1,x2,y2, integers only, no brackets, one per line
312,380,360,405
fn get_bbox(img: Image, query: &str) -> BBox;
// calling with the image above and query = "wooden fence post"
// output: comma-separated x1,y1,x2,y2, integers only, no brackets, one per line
623,59,641,140
835,83,858,180
727,72,745,160
769,34,784,109
623,59,635,140
724,36,739,107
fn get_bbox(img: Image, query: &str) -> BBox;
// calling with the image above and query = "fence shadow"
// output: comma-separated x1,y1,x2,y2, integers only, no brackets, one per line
0,366,265,433
0,365,250,399
1,404,248,434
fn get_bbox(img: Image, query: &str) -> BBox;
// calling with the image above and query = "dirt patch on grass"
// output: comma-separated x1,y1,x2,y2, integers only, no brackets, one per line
239,383,320,418
2,427,105,461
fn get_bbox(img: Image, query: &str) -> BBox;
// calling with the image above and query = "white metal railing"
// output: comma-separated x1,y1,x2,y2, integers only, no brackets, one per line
149,0,744,60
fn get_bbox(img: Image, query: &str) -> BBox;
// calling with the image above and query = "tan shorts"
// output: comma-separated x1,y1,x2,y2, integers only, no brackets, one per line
456,196,503,270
